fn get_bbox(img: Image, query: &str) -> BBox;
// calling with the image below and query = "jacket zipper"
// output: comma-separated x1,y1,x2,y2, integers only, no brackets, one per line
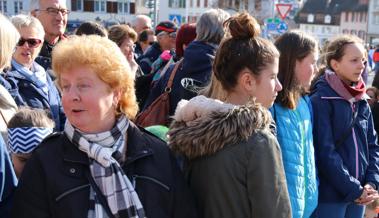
351,103,359,179
132,175,170,191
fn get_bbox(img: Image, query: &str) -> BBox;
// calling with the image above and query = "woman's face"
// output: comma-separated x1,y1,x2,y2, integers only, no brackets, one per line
120,37,135,61
331,43,365,84
295,51,318,88
252,58,282,108
13,27,43,68
60,67,120,133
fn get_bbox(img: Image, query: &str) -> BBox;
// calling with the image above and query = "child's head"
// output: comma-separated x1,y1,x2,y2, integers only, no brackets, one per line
367,87,379,106
8,107,54,178
213,12,281,108
274,30,318,109
323,35,366,84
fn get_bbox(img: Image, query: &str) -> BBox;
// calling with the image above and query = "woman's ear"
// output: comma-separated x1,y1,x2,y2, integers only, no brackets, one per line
239,69,256,93
330,59,339,73
113,88,122,106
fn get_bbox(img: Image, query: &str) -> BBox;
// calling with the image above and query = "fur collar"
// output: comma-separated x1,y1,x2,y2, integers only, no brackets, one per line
168,96,272,159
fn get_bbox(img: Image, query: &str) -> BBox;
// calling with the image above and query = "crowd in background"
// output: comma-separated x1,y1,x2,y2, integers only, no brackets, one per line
1,0,379,218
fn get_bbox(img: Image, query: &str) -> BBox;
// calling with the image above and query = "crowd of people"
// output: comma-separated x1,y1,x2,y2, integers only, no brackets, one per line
1,0,379,218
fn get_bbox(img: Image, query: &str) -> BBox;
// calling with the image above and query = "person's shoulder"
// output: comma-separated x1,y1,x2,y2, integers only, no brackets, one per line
246,129,280,152
36,132,65,153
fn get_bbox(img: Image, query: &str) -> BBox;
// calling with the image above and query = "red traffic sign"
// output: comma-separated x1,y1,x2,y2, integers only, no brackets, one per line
276,3,292,20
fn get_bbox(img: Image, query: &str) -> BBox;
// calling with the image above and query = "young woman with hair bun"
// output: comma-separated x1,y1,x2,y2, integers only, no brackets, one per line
168,12,291,218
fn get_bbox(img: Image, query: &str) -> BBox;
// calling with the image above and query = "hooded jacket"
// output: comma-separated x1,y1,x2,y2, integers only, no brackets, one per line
310,74,379,203
142,41,217,116
168,96,291,218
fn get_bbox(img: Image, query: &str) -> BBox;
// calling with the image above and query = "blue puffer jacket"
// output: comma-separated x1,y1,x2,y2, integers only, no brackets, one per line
310,75,379,203
1,61,65,131
270,96,318,218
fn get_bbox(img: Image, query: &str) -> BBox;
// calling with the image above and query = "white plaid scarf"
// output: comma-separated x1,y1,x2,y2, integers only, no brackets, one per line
64,116,146,218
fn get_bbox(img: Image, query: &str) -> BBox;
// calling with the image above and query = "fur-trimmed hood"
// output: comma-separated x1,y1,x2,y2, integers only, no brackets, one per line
168,95,272,159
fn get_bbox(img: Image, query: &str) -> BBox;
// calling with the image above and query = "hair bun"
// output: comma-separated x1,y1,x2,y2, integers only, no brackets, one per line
224,12,261,40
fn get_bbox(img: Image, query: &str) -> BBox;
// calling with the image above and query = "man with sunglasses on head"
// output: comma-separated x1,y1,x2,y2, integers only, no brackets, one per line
30,0,68,72
137,21,177,75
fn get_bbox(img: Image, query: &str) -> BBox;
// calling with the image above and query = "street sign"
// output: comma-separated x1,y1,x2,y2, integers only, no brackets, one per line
169,14,181,26
276,3,292,20
277,21,288,33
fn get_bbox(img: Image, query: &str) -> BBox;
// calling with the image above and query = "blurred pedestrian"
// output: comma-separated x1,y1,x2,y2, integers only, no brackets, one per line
75,21,107,37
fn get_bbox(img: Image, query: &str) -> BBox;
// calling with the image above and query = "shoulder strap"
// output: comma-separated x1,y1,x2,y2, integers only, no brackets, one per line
335,103,359,148
166,59,183,90
84,170,115,218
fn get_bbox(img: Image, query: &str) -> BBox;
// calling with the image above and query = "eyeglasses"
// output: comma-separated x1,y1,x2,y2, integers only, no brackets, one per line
124,44,136,50
36,7,70,16
157,31,177,39
17,38,42,48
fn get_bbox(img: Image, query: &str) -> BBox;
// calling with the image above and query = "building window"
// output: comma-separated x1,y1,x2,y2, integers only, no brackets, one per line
118,1,128,13
190,0,193,7
374,14,379,25
345,12,349,22
351,12,355,22
95,0,106,12
14,1,22,14
0,1,7,13
204,0,208,7
197,0,200,7
71,0,83,11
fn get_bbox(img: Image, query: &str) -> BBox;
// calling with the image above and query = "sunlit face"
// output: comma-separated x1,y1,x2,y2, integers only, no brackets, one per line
252,58,282,108
157,31,176,51
13,27,43,68
12,153,31,178
120,38,135,61
34,0,67,43
60,67,120,133
295,51,318,88
331,43,365,84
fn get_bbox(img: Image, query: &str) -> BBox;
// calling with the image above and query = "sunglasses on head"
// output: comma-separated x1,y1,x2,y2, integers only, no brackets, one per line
17,38,42,48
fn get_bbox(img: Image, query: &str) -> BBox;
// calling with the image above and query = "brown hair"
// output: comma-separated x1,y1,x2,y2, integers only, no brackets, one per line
314,35,364,82
274,30,318,109
213,12,279,92
8,107,55,128
108,24,138,46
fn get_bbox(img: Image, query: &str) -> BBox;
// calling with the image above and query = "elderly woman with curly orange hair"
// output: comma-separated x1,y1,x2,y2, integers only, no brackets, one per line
11,35,197,218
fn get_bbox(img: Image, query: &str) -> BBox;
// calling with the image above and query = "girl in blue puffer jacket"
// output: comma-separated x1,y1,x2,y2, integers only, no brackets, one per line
271,30,319,218
310,35,379,218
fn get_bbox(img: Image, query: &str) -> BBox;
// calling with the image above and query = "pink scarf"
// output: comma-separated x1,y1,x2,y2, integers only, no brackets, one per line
325,69,366,103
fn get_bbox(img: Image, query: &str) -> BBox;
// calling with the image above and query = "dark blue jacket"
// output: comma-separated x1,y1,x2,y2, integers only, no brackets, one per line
0,135,17,218
310,76,379,203
11,122,198,218
137,42,162,75
0,62,65,131
142,41,217,116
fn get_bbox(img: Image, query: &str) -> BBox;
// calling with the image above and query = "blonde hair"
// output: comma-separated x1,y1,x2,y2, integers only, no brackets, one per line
0,13,20,71
52,35,138,119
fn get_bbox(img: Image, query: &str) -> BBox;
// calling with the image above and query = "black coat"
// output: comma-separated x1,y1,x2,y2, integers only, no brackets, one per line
11,123,198,218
